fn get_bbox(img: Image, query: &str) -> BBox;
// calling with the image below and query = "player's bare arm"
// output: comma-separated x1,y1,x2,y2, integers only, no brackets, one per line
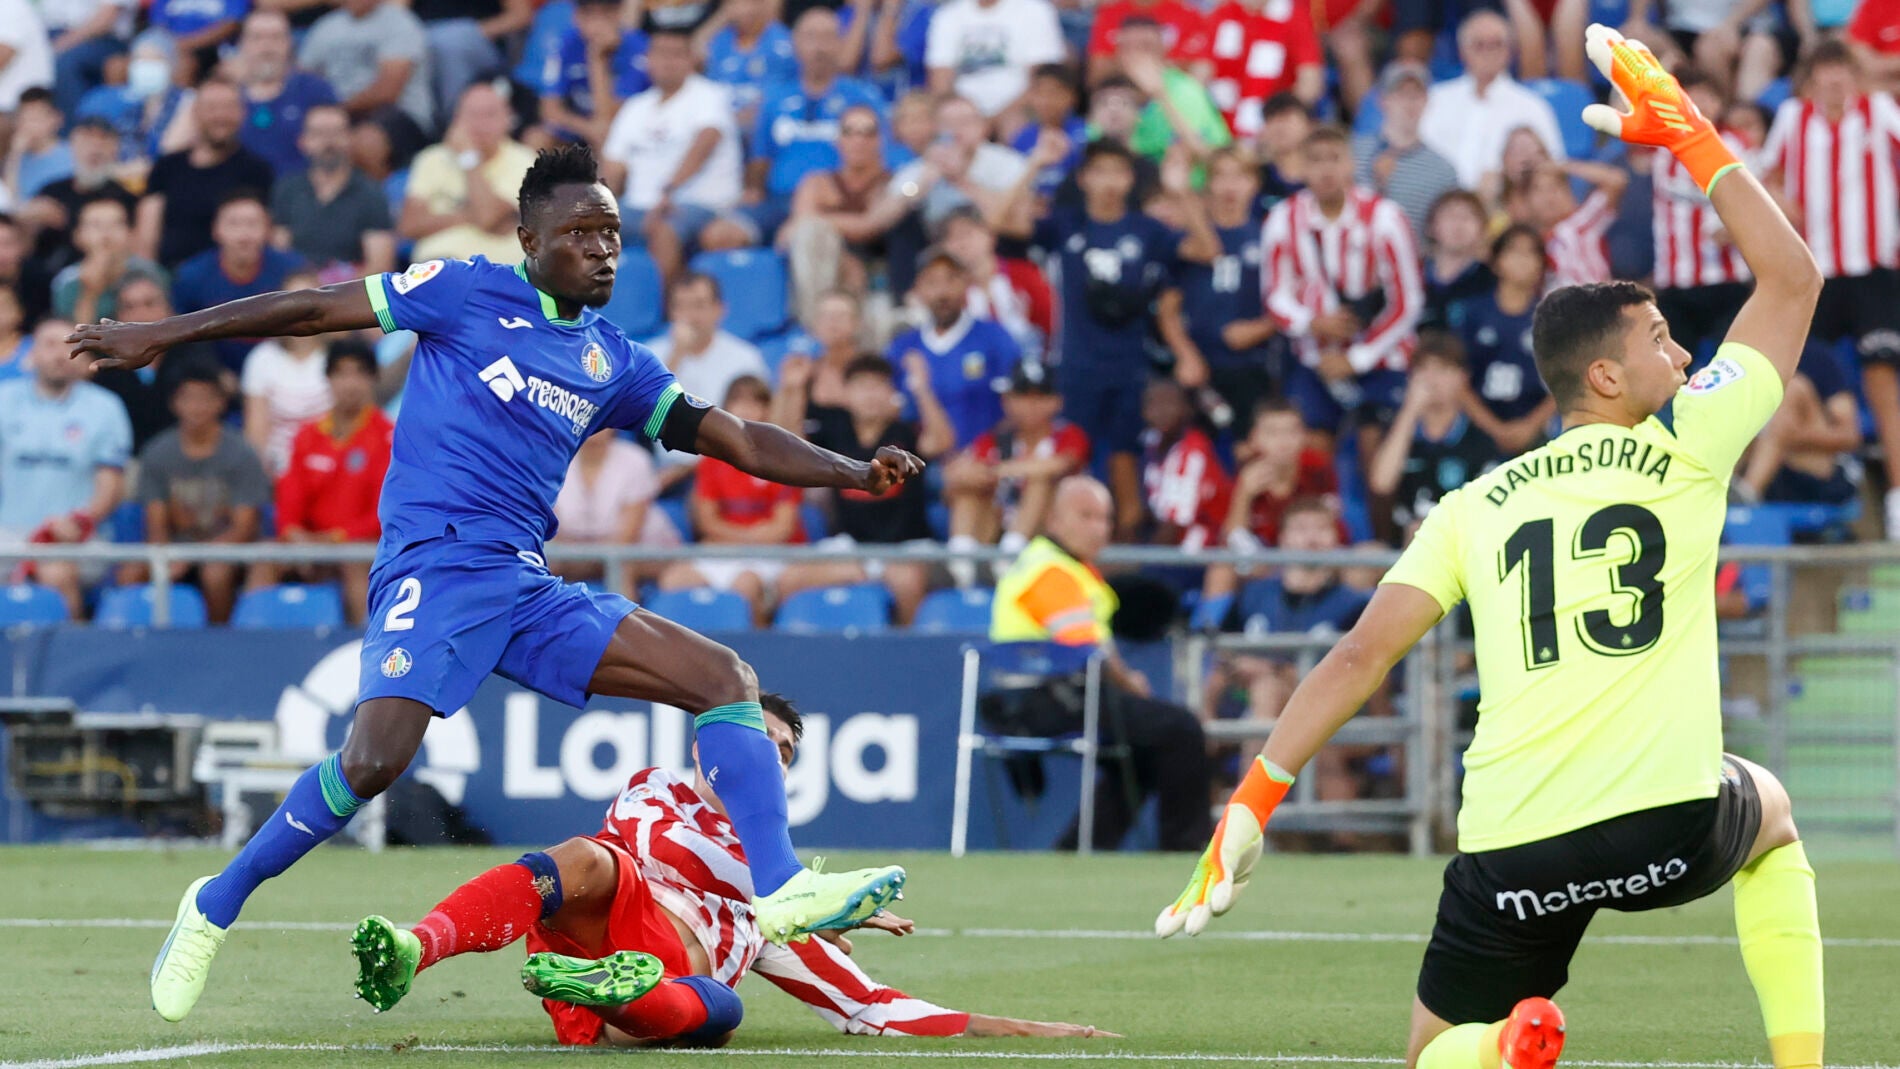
1578,25,1820,383
65,281,379,373
691,405,926,495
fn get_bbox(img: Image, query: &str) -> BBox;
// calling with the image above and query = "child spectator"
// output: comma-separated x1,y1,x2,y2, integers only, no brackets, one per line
1367,332,1500,542
943,361,1090,582
798,355,954,623
1139,377,1232,550
52,197,168,324
552,429,679,598
886,246,1020,451
1650,69,1754,360
1420,189,1493,331
1526,159,1629,290
241,269,332,477
269,341,391,625
1457,224,1555,456
1252,91,1312,207
130,363,270,624
1009,65,1087,201
657,376,807,620
1736,344,1864,512
8,89,74,201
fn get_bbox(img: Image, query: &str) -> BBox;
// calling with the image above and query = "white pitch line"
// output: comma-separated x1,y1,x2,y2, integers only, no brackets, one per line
5,918,1898,948
2,1044,1896,1069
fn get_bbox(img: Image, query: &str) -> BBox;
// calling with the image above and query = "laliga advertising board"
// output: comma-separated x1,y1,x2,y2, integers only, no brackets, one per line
12,628,1174,848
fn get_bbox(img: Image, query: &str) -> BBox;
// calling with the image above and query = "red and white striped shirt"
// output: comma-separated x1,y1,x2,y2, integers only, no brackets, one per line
1762,92,1900,279
1651,139,1753,290
1544,189,1617,290
1261,186,1423,373
598,769,971,1036
1142,426,1233,550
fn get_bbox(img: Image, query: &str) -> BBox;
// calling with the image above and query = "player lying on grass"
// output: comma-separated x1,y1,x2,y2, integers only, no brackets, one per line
1159,26,1825,1069
350,693,1114,1046
69,143,920,1024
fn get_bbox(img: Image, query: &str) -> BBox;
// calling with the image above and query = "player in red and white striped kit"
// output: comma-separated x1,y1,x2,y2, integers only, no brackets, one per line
1761,40,1900,536
351,694,1113,1047
1651,69,1755,359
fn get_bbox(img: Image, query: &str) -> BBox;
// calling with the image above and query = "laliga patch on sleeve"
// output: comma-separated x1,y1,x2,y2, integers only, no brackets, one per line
391,260,445,294
682,391,713,409
1685,356,1744,394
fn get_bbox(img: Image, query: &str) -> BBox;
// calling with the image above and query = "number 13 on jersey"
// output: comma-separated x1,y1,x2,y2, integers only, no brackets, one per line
1499,504,1668,670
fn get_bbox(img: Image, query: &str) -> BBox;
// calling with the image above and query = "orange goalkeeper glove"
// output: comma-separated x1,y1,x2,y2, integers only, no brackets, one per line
1580,23,1741,196
1155,755,1294,938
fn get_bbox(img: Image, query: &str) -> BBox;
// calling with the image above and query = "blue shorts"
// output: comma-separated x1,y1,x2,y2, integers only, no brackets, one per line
1285,364,1409,433
1062,370,1148,458
358,531,638,715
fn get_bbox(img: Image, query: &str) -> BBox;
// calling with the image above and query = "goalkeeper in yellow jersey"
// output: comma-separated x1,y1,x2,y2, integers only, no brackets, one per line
1158,25,1826,1069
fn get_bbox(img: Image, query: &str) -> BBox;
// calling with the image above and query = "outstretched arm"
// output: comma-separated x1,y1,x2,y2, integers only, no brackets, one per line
689,407,924,494
1579,24,1820,384
67,281,380,373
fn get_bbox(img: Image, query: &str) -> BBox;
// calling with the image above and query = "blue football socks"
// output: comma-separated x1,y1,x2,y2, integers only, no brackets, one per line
195,753,365,928
694,702,802,895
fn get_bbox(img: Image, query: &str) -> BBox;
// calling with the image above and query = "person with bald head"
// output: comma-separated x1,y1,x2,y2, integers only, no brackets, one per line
399,83,537,263
1418,11,1568,187
987,474,1213,851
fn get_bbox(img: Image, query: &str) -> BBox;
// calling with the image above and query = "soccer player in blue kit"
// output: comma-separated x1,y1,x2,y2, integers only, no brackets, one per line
68,145,920,1024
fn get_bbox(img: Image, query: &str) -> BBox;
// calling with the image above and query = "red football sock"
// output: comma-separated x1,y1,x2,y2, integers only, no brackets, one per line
412,862,545,971
591,979,711,1040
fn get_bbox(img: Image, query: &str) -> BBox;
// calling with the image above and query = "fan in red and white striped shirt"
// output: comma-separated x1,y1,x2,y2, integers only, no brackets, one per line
1260,181,1424,374
1761,72,1900,280
1652,138,1754,290
1527,160,1629,291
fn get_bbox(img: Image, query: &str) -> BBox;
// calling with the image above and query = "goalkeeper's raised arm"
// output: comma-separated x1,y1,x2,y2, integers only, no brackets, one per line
1579,24,1821,384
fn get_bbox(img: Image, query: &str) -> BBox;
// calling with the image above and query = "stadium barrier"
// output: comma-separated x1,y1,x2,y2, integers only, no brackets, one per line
0,543,1896,855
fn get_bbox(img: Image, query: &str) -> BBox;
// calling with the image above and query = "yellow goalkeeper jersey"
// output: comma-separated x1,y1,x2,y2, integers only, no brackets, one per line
1383,342,1783,852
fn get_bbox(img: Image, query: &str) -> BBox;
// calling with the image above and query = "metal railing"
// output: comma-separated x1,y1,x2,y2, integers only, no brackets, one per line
5,540,1897,853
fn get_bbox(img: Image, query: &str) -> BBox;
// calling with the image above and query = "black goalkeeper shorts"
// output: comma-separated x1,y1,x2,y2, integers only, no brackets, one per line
1416,755,1762,1025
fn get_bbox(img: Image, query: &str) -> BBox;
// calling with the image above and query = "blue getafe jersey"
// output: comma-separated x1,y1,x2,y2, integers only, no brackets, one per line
364,257,684,550
1456,292,1546,423
1177,220,1264,368
751,75,886,198
887,317,1019,449
705,22,797,117
1037,208,1182,372
541,27,651,118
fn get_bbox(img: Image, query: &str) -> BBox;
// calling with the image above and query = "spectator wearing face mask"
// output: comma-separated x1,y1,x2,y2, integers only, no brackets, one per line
73,28,190,164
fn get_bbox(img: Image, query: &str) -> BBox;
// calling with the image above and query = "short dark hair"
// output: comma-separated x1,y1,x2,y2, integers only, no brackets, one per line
170,360,226,396
518,143,603,225
668,270,721,305
648,25,693,43
326,338,378,378
1251,397,1301,424
1259,91,1310,123
1094,75,1139,98
1489,221,1546,264
1427,188,1486,233
1031,63,1078,94
1081,138,1137,170
1412,329,1467,371
1800,38,1855,84
724,374,772,407
1282,495,1337,526
77,196,129,223
1530,281,1657,408
1119,14,1162,33
17,87,55,110
843,354,894,382
759,692,805,744
1673,64,1719,100
216,189,269,219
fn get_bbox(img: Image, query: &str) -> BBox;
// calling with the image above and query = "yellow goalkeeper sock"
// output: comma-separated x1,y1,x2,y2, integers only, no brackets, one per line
1733,841,1825,1069
1416,1021,1506,1069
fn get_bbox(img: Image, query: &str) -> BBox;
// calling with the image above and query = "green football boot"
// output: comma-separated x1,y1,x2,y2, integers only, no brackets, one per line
752,858,906,944
351,915,423,1013
520,950,666,1007
150,876,230,1022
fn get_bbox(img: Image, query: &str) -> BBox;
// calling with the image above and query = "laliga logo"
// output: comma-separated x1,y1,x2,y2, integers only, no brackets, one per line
279,642,918,823
276,641,480,803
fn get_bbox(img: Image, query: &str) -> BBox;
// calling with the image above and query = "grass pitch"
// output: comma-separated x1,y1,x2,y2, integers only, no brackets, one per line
1,846,1896,1068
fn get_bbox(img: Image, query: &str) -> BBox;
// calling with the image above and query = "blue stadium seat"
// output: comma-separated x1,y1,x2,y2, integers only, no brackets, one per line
0,583,68,626
1757,76,1792,113
95,584,209,629
644,587,753,631
800,502,830,542
104,500,145,542
232,584,346,630
594,248,665,339
913,587,994,634
688,249,788,341
756,329,818,382
1525,79,1598,159
775,583,891,635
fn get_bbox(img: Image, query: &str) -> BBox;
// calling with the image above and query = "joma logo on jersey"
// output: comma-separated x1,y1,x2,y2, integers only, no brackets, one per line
478,356,600,435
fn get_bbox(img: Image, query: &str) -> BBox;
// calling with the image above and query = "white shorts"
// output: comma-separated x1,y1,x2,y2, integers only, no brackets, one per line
691,558,786,591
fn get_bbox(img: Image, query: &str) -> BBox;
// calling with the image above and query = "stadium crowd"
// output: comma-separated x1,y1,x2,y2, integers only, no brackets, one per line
0,0,1893,668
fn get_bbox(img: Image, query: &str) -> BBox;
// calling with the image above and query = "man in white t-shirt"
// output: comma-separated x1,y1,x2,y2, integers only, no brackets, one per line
1417,11,1568,187
601,28,743,284
882,94,1028,292
647,271,772,488
925,0,1066,133
0,0,54,112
